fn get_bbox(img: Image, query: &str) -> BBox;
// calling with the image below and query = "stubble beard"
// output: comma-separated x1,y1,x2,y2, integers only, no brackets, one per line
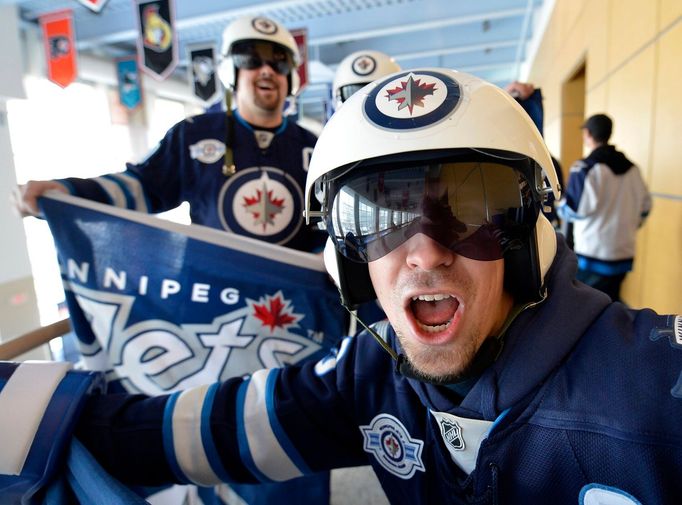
395,324,483,384
253,83,283,113
391,270,485,384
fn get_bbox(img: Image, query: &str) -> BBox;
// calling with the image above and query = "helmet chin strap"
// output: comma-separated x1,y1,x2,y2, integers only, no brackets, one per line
342,292,545,387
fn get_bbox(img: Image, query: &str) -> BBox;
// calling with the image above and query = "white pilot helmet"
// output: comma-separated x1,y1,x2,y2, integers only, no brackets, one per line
218,15,301,95
305,68,560,308
332,50,401,110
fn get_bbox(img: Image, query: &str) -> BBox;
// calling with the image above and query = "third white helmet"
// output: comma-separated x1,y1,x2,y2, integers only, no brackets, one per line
332,50,401,110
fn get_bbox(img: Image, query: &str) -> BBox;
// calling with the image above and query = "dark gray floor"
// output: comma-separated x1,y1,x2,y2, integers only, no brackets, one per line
331,466,389,505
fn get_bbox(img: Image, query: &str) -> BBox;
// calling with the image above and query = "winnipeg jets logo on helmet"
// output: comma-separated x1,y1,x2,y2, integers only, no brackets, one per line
218,166,303,243
352,54,377,76
364,70,461,130
252,17,278,35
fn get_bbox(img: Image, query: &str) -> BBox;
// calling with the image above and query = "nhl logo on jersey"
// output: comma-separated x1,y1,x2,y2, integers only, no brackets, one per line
364,70,461,130
360,413,425,479
438,417,465,451
218,166,303,243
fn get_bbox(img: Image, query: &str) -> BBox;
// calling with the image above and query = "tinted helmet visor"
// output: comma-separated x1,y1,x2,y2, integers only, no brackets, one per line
338,83,367,103
324,155,537,263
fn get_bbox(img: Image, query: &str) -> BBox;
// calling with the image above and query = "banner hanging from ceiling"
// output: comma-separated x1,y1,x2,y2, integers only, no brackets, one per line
40,9,77,88
116,56,143,109
188,44,220,105
133,0,178,80
290,27,309,94
74,0,110,13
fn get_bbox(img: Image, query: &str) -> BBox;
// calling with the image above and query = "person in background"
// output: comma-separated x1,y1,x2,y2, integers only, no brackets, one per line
12,15,324,253
557,113,651,302
505,80,564,229
332,49,401,111
67,68,681,504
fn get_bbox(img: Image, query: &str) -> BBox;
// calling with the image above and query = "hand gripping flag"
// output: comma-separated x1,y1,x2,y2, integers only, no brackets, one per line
39,193,348,396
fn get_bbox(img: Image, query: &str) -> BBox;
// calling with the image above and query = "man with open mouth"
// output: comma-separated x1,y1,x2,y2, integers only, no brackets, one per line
55,68,682,504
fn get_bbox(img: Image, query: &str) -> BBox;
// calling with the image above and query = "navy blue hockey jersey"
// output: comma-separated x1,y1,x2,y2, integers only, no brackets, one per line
76,236,682,504
57,110,325,252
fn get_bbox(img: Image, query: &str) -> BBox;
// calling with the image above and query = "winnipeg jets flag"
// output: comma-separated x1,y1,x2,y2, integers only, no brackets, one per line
39,193,347,395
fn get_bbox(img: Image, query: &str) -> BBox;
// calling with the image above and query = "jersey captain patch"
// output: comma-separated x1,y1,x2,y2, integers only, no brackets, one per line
360,414,425,479
218,166,303,243
363,70,461,130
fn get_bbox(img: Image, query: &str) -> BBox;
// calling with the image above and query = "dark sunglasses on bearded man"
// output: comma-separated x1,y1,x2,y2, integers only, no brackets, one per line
231,41,295,75
318,151,541,264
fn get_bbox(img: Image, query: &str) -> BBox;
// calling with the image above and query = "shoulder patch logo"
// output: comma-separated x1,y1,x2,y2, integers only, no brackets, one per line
189,139,226,164
363,70,461,131
579,483,642,505
352,54,377,76
360,414,425,479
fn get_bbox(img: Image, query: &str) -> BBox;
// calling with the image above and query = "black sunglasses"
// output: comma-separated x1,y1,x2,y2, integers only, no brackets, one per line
233,54,293,75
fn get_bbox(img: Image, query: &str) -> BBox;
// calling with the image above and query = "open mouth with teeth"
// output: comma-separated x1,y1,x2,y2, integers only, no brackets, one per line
256,80,276,91
410,294,460,333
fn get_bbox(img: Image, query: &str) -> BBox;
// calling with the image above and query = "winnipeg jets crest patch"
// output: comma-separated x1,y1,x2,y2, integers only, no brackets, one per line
363,70,461,130
360,414,425,479
218,166,303,243
189,139,225,164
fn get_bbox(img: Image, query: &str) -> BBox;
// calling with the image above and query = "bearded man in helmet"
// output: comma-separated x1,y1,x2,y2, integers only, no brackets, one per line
67,68,682,504
12,16,324,253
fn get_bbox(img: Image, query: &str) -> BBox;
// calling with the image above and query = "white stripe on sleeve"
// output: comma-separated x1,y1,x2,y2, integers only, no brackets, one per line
243,369,303,481
0,361,72,475
172,384,221,486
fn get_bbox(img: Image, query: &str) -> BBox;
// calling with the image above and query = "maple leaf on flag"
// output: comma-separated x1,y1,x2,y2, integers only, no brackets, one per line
253,294,298,330
385,75,437,115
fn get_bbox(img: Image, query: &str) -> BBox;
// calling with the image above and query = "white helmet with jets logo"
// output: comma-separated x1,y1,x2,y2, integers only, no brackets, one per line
332,50,401,110
218,15,301,95
304,68,561,309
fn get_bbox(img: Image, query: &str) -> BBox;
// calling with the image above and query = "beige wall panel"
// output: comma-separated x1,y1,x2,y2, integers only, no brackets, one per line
631,198,682,313
650,21,682,196
552,0,585,42
621,216,650,308
608,0,657,73
604,48,656,180
659,0,682,29
545,118,562,160
583,0,610,88
560,115,585,170
584,81,608,118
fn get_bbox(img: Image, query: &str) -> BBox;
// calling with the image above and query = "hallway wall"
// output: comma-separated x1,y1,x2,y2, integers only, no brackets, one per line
528,0,682,313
